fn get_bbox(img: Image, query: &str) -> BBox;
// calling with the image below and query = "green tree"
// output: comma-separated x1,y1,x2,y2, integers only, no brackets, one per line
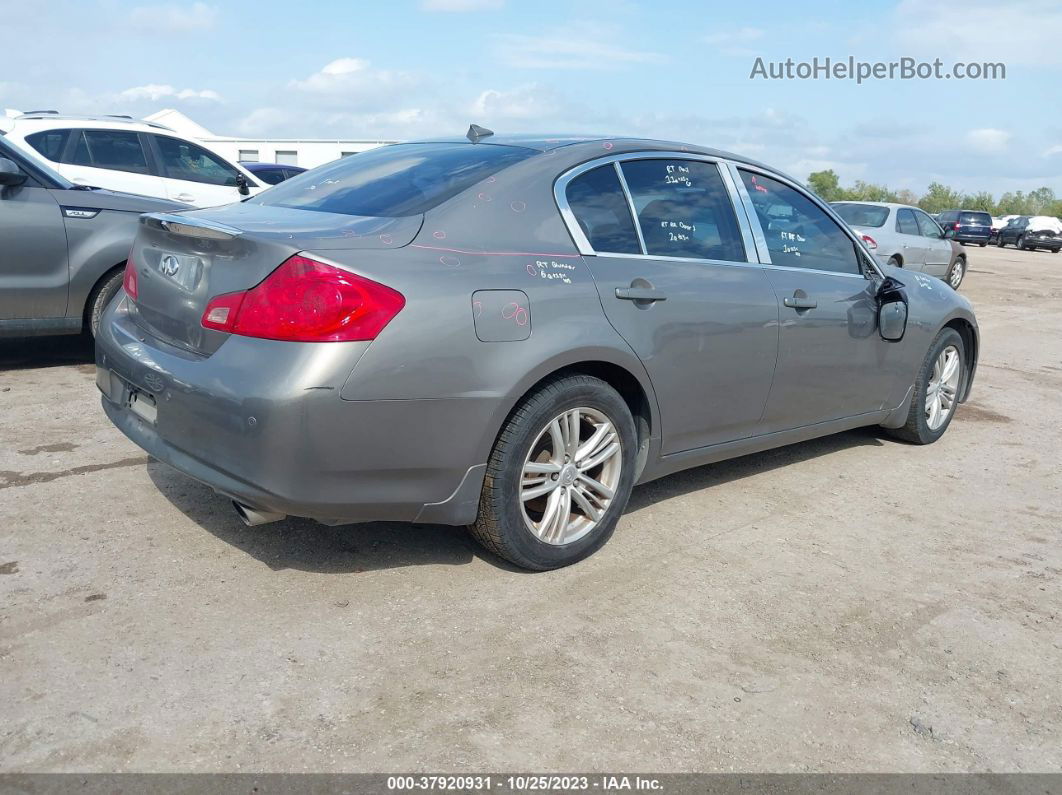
1028,187,1057,214
806,169,843,202
918,182,965,214
962,191,997,213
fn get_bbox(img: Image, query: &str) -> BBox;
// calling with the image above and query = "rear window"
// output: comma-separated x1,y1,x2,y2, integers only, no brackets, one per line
832,203,889,228
959,212,991,225
254,143,537,217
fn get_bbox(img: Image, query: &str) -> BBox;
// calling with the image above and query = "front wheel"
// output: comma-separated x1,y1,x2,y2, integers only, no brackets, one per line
469,375,637,570
1018,234,1027,250
884,328,966,445
997,236,1006,248
887,255,902,268
978,242,987,247
86,268,125,338
946,256,966,290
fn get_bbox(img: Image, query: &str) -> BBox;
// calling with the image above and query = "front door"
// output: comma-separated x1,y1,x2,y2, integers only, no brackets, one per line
147,134,250,208
734,167,901,432
914,208,953,278
562,157,779,454
0,179,69,320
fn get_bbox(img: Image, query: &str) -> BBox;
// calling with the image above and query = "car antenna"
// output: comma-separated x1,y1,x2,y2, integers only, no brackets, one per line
466,124,493,143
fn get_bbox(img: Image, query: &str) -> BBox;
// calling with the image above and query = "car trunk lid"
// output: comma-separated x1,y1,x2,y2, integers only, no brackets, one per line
129,207,422,356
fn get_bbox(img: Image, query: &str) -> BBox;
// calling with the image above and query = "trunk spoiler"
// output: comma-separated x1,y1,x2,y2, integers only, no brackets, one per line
142,213,244,241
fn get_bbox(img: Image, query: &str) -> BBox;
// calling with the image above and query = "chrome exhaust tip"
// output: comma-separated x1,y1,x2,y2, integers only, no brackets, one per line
232,500,286,526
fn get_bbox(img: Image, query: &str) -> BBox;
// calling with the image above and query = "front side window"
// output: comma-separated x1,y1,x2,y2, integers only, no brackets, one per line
153,135,241,186
620,159,745,262
255,168,287,185
564,164,641,254
25,130,68,162
832,202,889,228
69,129,150,175
739,170,860,275
256,142,537,218
896,208,919,235
914,210,943,238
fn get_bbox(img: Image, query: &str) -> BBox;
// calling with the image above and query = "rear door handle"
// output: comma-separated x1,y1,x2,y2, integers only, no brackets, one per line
783,296,817,309
616,287,667,302
175,193,196,203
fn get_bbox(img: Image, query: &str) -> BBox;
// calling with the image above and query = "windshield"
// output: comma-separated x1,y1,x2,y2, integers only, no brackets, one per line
253,142,538,217
832,202,890,228
0,135,73,188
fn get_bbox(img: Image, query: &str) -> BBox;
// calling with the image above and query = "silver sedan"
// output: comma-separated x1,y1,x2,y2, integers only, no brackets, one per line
832,201,968,289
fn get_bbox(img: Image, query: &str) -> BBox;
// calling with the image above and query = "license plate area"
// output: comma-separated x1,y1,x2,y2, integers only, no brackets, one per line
127,390,158,425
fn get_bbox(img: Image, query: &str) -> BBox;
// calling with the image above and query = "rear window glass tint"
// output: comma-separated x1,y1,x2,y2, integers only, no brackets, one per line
25,130,68,162
255,143,537,217
832,203,889,228
896,208,919,235
620,159,745,261
564,164,641,254
69,130,150,175
959,212,991,225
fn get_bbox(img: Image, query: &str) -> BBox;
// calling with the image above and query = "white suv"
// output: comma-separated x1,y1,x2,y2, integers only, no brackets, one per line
2,113,264,207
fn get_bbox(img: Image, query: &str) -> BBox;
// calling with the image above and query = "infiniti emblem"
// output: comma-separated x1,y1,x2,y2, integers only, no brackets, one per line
159,255,180,277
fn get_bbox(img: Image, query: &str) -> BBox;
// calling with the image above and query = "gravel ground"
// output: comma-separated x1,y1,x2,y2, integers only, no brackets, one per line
1,245,1059,773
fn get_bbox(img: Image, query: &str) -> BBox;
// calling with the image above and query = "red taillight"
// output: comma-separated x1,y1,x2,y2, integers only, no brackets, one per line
953,222,961,230
860,234,878,250
201,255,405,342
123,258,138,300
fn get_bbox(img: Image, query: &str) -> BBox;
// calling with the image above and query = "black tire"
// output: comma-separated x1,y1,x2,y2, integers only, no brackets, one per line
887,255,902,268
978,242,987,247
86,267,125,338
997,236,1006,248
469,374,637,571
884,328,966,445
1017,234,1026,250
946,256,966,290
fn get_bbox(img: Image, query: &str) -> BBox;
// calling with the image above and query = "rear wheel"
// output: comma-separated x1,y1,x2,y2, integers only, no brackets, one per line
978,242,987,247
884,328,966,445
86,267,125,338
946,256,966,290
1018,234,1027,250
887,255,902,268
469,375,637,570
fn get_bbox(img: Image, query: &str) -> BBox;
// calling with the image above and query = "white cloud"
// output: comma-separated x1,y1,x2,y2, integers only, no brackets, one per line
118,84,222,102
421,0,503,10
895,0,1062,66
966,128,1011,153
492,25,664,70
129,2,218,33
288,58,421,108
471,84,560,120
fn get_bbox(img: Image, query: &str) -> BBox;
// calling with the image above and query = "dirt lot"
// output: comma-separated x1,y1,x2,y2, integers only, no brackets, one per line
1,245,1059,773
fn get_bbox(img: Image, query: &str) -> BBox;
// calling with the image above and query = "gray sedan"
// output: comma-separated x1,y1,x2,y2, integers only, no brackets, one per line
832,201,968,289
96,132,979,570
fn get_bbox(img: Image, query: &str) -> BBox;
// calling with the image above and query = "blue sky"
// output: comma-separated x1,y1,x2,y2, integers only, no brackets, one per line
3,0,1060,195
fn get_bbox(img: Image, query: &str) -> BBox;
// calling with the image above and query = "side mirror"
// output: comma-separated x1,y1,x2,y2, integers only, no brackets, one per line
0,157,27,187
877,276,909,342
235,173,250,196
943,228,955,239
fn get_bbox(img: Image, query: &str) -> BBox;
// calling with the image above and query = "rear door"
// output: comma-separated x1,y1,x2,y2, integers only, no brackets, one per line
560,155,779,454
0,174,69,320
913,208,952,277
732,166,898,432
894,208,928,270
58,129,166,198
146,134,258,207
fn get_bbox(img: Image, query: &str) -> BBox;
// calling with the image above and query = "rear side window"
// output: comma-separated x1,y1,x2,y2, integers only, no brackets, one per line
832,203,889,228
620,159,745,262
255,142,537,217
152,135,241,186
25,130,68,162
959,212,991,225
69,130,150,175
564,164,641,254
896,208,919,235
739,170,860,275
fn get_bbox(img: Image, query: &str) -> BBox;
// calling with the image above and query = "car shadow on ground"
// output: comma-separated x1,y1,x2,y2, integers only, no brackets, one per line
0,334,94,371
147,427,886,575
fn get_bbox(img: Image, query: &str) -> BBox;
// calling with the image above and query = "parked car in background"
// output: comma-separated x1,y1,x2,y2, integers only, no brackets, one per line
240,161,307,185
0,134,188,337
997,215,1062,252
832,201,967,289
97,133,979,570
936,209,992,246
990,215,1019,243
3,112,264,208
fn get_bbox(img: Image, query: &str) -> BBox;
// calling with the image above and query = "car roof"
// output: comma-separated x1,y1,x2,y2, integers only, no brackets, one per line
9,114,175,133
832,201,918,211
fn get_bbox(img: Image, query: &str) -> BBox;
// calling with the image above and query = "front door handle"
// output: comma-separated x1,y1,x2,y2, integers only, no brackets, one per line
783,295,817,309
175,193,196,203
616,286,667,302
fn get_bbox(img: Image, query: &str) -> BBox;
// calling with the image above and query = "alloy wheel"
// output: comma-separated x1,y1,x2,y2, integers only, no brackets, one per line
519,407,623,545
949,259,965,289
925,345,962,431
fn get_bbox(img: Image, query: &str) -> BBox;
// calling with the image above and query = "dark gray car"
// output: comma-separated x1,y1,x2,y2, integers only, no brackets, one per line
96,133,980,570
0,135,188,338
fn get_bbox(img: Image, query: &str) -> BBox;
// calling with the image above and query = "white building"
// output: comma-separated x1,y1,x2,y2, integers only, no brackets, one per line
143,109,394,169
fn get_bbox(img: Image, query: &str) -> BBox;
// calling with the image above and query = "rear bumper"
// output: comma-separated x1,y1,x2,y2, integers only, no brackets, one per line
953,232,990,244
1022,237,1061,250
95,297,492,526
